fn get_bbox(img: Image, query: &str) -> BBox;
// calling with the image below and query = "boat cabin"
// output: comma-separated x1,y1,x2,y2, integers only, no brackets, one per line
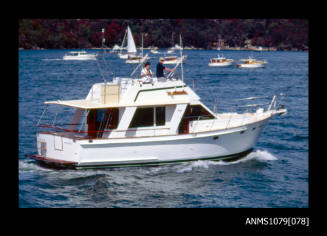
210,58,227,63
69,51,88,56
38,78,217,140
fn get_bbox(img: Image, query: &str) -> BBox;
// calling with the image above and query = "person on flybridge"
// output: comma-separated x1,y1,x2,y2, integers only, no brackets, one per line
156,57,175,78
140,62,153,83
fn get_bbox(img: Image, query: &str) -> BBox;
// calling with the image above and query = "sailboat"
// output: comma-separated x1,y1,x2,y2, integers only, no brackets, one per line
110,44,121,53
125,30,150,64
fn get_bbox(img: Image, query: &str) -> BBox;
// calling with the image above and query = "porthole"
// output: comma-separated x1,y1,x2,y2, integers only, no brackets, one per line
213,136,219,140
252,127,256,131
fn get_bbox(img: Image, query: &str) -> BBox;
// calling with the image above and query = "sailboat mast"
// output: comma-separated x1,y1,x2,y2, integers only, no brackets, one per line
172,32,174,48
180,34,184,82
142,33,143,57
120,28,127,54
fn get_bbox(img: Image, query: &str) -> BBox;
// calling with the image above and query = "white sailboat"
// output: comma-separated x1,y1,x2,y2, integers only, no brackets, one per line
110,44,121,53
126,31,149,64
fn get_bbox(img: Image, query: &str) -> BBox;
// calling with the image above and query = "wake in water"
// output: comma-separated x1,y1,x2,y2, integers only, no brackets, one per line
176,149,278,173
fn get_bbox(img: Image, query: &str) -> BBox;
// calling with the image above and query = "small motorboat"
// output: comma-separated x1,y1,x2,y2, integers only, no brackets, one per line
237,57,267,68
208,55,234,67
162,55,186,64
63,51,97,60
126,54,150,64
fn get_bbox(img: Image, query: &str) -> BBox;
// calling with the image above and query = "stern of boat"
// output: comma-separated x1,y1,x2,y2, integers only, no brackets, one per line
35,132,81,164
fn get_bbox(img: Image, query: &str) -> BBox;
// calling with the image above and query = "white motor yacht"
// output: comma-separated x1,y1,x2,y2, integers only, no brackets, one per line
208,55,234,67
237,57,267,68
63,51,97,60
29,56,286,169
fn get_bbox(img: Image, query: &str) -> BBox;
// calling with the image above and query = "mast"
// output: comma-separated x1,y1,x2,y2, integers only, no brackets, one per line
120,28,127,54
172,32,174,48
180,34,184,82
141,33,144,57
101,28,105,48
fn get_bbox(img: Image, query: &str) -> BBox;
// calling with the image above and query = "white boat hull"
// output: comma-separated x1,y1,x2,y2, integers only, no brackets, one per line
62,55,96,60
163,57,186,65
208,62,233,67
34,117,269,169
237,63,265,68
118,53,128,59
126,57,149,64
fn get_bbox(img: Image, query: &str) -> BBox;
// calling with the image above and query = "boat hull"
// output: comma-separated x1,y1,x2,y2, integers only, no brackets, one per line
208,62,233,67
237,63,265,68
163,58,185,64
32,118,268,169
62,55,96,60
118,54,128,59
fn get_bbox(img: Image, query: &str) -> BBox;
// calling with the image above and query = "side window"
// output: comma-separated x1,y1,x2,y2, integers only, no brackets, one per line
186,105,215,120
156,107,165,126
129,107,154,128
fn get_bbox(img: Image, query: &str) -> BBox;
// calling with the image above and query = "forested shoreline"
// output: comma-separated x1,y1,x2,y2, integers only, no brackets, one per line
19,19,308,51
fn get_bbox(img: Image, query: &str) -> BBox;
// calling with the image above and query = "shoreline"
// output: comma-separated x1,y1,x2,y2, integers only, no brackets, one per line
19,47,308,52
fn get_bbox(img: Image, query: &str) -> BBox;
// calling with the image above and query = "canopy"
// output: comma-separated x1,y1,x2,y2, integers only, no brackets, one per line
44,99,191,109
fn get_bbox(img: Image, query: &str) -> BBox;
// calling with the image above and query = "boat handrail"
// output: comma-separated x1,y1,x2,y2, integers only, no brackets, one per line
37,124,170,137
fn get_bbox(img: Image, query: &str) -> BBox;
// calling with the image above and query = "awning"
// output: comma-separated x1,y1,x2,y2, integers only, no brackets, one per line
44,99,191,109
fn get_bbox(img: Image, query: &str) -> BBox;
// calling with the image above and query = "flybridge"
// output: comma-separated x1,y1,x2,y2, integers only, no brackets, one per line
45,78,201,109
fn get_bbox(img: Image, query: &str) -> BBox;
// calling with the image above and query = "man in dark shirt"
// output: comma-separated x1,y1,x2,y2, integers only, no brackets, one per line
156,57,175,78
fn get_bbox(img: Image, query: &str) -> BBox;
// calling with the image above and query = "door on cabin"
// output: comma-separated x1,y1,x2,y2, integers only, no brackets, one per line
87,108,119,138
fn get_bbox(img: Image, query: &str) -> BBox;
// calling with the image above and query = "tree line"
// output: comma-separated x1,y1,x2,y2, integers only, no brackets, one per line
19,19,308,50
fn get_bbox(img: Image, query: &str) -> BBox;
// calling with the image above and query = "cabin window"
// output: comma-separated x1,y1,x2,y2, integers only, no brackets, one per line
187,105,215,120
129,107,166,128
178,105,214,134
156,107,165,126
129,107,154,128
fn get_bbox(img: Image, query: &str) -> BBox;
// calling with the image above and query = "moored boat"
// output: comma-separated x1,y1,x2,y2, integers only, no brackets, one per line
237,57,267,68
208,55,234,67
162,55,186,64
63,51,97,60
124,28,149,63
151,49,159,54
